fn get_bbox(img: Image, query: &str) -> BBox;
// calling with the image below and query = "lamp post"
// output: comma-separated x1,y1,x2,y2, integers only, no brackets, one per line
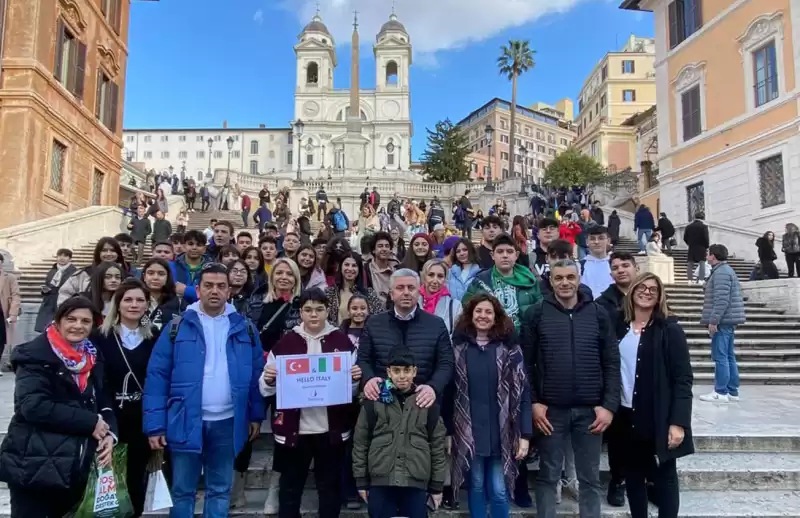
294,119,305,183
519,144,528,195
225,136,234,186
206,137,213,180
484,124,495,192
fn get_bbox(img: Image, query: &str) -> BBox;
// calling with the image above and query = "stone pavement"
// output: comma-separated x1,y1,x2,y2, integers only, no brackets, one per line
0,377,799,516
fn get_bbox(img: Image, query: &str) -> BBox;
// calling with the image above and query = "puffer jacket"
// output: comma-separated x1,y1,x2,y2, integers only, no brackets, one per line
172,254,209,303
143,303,266,455
782,230,800,254
700,262,746,326
57,266,92,306
521,294,620,412
447,263,481,301
357,310,454,397
0,333,117,489
352,391,446,492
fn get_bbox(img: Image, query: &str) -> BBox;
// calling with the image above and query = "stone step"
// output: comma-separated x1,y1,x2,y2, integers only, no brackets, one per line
683,328,800,336
689,348,800,358
686,337,800,346
691,360,800,373
694,371,800,383
676,312,797,321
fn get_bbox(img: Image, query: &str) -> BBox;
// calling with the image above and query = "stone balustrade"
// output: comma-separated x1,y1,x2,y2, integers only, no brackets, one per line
635,254,676,285
741,278,800,315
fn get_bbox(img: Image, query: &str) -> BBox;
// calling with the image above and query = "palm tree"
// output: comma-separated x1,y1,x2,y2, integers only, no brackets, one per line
497,40,536,180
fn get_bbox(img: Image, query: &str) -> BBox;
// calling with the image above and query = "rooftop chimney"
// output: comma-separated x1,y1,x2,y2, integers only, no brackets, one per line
223,120,228,129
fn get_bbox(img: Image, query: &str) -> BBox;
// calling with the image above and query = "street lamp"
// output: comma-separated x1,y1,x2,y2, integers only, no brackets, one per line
484,124,495,192
294,119,305,182
206,137,213,179
225,136,234,186
519,144,528,195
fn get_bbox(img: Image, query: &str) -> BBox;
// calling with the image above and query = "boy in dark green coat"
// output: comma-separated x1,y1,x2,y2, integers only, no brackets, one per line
352,347,447,518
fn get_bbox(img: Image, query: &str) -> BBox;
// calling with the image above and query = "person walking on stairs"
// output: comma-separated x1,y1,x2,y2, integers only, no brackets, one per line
683,213,709,285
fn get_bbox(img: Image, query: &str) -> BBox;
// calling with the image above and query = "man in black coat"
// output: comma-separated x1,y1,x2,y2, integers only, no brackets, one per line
521,259,620,518
683,212,710,283
357,268,454,408
656,213,676,251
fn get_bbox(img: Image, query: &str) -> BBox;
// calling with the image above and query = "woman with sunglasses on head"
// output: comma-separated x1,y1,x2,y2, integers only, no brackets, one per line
92,279,160,517
140,258,185,335
295,244,327,291
607,272,694,518
324,253,384,326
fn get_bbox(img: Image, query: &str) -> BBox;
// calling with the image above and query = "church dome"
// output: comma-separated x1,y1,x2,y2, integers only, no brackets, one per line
378,13,407,35
302,14,331,35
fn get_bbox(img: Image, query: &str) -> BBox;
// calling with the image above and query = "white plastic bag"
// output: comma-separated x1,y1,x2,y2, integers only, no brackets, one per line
144,470,173,512
693,261,711,280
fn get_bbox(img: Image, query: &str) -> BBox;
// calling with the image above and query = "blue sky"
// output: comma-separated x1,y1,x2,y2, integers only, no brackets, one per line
124,0,652,160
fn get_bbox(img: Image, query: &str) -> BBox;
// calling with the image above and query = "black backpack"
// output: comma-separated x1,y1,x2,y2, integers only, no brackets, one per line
168,315,257,345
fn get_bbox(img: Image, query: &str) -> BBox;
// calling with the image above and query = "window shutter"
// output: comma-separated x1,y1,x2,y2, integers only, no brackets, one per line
54,20,65,80
692,0,702,31
690,86,701,137
681,91,691,140
632,90,637,102
109,82,119,132
113,0,122,34
74,41,87,99
668,1,679,49
631,61,635,74
95,71,103,119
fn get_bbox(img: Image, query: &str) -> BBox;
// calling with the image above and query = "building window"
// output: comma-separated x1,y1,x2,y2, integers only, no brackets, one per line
501,152,509,160
161,151,169,159
622,60,635,74
686,182,705,220
214,135,221,142
125,135,134,143
622,89,636,102
54,19,87,100
500,135,509,143
144,135,151,143
179,135,186,142
50,139,67,192
288,133,293,145
387,153,395,166
250,160,258,175
537,160,546,169
144,151,152,159
232,150,240,159
386,61,399,85
287,150,293,165
306,153,314,166
160,135,168,142
250,140,259,154
681,85,702,141
196,136,204,142
669,0,702,50
590,141,598,157
500,119,508,129
601,64,608,80
269,150,275,158
306,62,319,84
600,94,607,108
213,151,222,159
269,134,275,141
753,42,779,107
515,138,522,147
537,145,545,153
179,151,187,159
101,0,122,33
196,150,205,159
560,138,568,146
91,168,104,205
549,148,556,157
757,154,786,209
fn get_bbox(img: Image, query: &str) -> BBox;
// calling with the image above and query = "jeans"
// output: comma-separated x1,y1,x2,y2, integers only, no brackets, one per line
468,455,509,518
169,418,236,518
711,325,740,396
277,432,344,518
201,198,209,211
318,203,327,221
636,229,652,252
535,406,603,518
368,486,428,518
241,209,250,228
133,241,146,265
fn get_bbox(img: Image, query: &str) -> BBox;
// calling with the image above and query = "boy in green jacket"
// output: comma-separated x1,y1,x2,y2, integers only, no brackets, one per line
352,347,447,518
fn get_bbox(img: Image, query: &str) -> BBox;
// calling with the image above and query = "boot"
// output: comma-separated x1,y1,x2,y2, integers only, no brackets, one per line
263,472,280,515
229,471,247,509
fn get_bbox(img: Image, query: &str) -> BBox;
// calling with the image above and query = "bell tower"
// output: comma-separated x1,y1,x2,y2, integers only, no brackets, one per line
294,10,336,92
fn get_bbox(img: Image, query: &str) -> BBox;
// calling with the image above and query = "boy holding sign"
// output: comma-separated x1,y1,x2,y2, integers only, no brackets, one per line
351,347,447,518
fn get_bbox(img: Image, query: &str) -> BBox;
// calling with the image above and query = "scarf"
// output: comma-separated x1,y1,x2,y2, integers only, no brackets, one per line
450,338,526,501
50,263,72,287
46,324,97,392
420,285,450,315
491,264,537,290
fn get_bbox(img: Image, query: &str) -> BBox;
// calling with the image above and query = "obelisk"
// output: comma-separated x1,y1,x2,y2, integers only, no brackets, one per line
342,11,366,170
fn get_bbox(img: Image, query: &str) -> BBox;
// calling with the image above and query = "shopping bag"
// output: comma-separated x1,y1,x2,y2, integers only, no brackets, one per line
144,470,173,511
68,445,134,518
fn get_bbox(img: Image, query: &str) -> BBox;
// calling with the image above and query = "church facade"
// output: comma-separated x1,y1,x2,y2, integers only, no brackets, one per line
121,11,413,180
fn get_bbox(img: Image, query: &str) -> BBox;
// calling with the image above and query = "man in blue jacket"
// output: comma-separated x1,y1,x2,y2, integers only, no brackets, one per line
144,263,265,517
633,204,655,254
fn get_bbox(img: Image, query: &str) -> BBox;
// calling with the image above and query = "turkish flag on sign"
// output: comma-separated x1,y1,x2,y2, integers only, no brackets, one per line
287,358,310,374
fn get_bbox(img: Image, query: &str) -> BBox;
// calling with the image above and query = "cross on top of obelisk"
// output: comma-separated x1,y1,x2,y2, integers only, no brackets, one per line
353,10,359,30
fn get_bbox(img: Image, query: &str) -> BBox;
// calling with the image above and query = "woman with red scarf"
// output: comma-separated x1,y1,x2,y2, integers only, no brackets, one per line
419,258,463,336
0,296,117,517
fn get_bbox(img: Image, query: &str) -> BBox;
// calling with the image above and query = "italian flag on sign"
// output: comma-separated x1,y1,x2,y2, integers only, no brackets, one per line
316,355,342,373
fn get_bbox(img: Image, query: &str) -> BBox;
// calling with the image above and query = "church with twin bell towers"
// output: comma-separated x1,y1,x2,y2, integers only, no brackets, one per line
292,8,413,175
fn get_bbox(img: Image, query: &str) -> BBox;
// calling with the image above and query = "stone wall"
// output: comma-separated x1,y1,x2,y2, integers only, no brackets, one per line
741,278,800,316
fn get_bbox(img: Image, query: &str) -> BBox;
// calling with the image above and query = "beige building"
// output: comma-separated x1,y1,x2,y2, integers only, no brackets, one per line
621,0,800,263
0,0,129,228
457,98,577,182
621,105,659,210
574,35,657,171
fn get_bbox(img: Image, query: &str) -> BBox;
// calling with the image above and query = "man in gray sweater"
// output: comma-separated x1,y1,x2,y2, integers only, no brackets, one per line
699,244,746,403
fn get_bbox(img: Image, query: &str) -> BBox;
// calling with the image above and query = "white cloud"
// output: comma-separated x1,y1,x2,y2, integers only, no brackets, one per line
282,0,592,56
253,9,264,24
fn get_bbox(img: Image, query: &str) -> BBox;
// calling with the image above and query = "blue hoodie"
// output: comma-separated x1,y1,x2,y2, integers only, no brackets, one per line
143,302,266,455
172,254,209,303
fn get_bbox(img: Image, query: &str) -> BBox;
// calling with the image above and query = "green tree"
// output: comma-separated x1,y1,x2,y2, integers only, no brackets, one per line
497,40,536,178
543,147,606,187
421,119,472,183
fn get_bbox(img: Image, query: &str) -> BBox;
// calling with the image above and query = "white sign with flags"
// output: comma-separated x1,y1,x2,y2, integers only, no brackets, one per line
276,352,352,410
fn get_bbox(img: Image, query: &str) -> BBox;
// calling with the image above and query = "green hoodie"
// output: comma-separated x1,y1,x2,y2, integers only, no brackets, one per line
463,264,543,330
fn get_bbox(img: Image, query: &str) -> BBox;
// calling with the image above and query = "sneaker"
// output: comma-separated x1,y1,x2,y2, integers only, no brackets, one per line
442,486,457,510
562,478,579,500
699,391,729,403
263,474,280,515
729,394,741,402
345,498,361,510
607,480,626,507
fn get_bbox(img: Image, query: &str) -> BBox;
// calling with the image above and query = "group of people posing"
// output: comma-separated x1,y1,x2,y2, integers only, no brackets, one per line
0,197,705,518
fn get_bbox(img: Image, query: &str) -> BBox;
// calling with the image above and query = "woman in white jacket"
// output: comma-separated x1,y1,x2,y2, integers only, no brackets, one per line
418,258,462,335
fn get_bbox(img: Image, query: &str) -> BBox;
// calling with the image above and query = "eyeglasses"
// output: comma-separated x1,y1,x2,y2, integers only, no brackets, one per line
230,268,248,275
635,285,659,295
